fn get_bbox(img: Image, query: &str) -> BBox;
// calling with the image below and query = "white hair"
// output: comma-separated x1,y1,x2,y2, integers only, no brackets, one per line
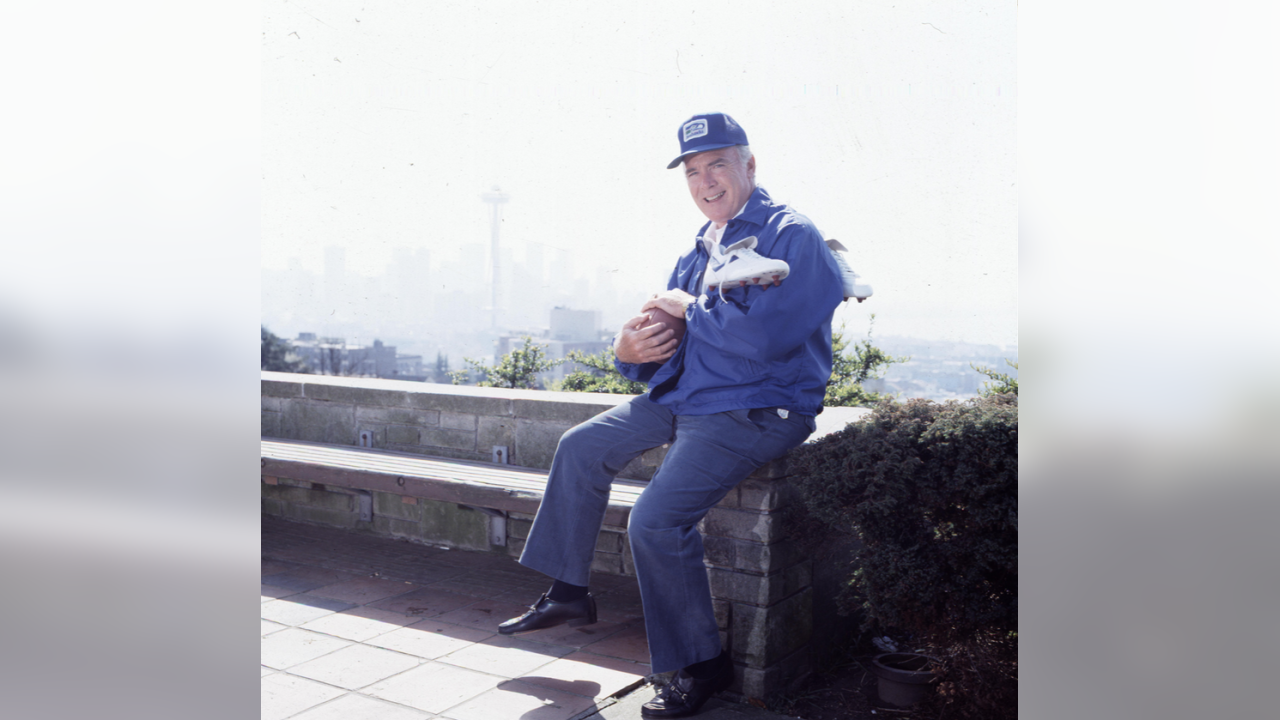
736,144,758,187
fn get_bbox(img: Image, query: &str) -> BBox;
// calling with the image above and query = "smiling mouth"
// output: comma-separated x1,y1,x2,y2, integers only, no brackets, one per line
704,191,725,203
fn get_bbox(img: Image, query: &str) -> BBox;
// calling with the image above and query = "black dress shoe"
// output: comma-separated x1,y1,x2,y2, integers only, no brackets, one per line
640,660,733,718
498,592,596,635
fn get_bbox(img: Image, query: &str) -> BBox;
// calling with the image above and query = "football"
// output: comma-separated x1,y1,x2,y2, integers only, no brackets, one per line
645,307,687,345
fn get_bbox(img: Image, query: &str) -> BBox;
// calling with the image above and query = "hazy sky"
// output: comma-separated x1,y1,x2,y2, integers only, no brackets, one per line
263,1,1017,347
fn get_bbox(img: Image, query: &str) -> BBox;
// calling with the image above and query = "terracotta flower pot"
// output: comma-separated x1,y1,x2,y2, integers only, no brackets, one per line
870,652,939,708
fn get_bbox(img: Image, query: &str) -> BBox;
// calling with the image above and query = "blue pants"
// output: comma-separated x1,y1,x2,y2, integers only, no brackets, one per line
518,393,816,674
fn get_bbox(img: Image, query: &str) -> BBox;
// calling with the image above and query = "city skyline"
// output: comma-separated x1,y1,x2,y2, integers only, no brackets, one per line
262,2,1017,349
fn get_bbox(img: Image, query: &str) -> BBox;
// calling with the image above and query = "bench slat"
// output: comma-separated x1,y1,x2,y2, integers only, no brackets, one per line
261,439,642,526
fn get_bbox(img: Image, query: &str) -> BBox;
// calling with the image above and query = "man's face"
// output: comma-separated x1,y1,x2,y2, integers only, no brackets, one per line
683,146,756,226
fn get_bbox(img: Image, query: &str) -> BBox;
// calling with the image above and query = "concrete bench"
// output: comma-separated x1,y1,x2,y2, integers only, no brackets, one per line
260,371,870,699
262,437,646,544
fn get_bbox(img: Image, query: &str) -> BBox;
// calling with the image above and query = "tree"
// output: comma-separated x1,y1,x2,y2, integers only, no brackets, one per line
261,326,309,373
556,347,649,395
972,359,1018,396
453,336,564,389
824,315,908,407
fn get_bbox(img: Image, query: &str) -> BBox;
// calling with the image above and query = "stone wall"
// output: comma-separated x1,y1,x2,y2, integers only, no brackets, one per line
261,371,870,698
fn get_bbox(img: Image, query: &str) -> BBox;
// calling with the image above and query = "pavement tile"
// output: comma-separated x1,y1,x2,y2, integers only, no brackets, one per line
519,618,631,649
519,651,650,700
261,627,352,669
262,558,299,576
261,672,346,720
437,634,573,678
439,678,599,720
434,596,534,632
263,565,362,593
368,586,477,617
365,661,504,714
290,693,435,720
263,619,289,637
429,573,540,599
288,643,424,689
262,594,359,626
579,622,651,664
366,621,496,659
301,606,420,642
263,583,300,601
594,595,646,624
308,577,421,605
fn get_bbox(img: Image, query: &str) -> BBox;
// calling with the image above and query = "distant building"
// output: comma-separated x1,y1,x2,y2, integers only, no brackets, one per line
288,333,422,380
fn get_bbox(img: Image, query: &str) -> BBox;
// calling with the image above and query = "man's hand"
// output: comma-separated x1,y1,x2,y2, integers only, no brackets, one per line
615,313,679,364
640,289,697,317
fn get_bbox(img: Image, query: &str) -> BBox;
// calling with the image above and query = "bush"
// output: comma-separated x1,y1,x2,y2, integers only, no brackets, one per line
452,336,562,389
555,347,648,395
789,394,1018,718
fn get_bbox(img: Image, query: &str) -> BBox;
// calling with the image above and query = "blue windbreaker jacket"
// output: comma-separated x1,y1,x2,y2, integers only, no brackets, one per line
615,187,844,416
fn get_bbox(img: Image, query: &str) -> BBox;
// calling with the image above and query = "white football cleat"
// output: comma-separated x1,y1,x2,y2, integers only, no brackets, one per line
704,236,790,299
826,239,873,303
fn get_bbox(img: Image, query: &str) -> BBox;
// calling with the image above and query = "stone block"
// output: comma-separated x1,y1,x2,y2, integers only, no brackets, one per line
708,563,812,606
734,645,812,700
508,518,533,540
508,537,526,558
282,504,358,529
419,426,477,452
622,536,636,576
262,483,313,505
704,537,803,574
373,491,422,522
514,419,575,471
404,390,512,417
596,530,624,554
261,497,283,516
713,599,732,630
477,416,515,454
262,396,286,412
736,478,788,512
617,456,656,481
700,507,784,544
591,551,623,576
356,406,441,427
703,535,737,568
745,457,790,481
440,412,477,431
304,487,357,513
373,515,423,540
386,425,420,445
511,396,617,424
278,400,356,445
731,588,813,668
356,425,387,449
304,383,408,408
262,378,304,398
261,410,282,438
417,498,490,551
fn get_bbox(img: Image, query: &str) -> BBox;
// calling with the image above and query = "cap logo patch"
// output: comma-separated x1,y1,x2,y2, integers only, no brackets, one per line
683,119,708,142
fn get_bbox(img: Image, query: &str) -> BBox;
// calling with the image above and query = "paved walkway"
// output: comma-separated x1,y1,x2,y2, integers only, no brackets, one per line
262,517,800,720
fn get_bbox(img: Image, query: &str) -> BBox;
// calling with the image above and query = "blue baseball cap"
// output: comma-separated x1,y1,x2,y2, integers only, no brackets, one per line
666,112,749,169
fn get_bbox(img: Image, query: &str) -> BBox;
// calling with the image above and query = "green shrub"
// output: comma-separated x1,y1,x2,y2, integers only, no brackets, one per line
790,394,1017,718
555,347,647,395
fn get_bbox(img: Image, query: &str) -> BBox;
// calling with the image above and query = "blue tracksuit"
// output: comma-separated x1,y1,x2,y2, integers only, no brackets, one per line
520,185,843,674
615,186,845,417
